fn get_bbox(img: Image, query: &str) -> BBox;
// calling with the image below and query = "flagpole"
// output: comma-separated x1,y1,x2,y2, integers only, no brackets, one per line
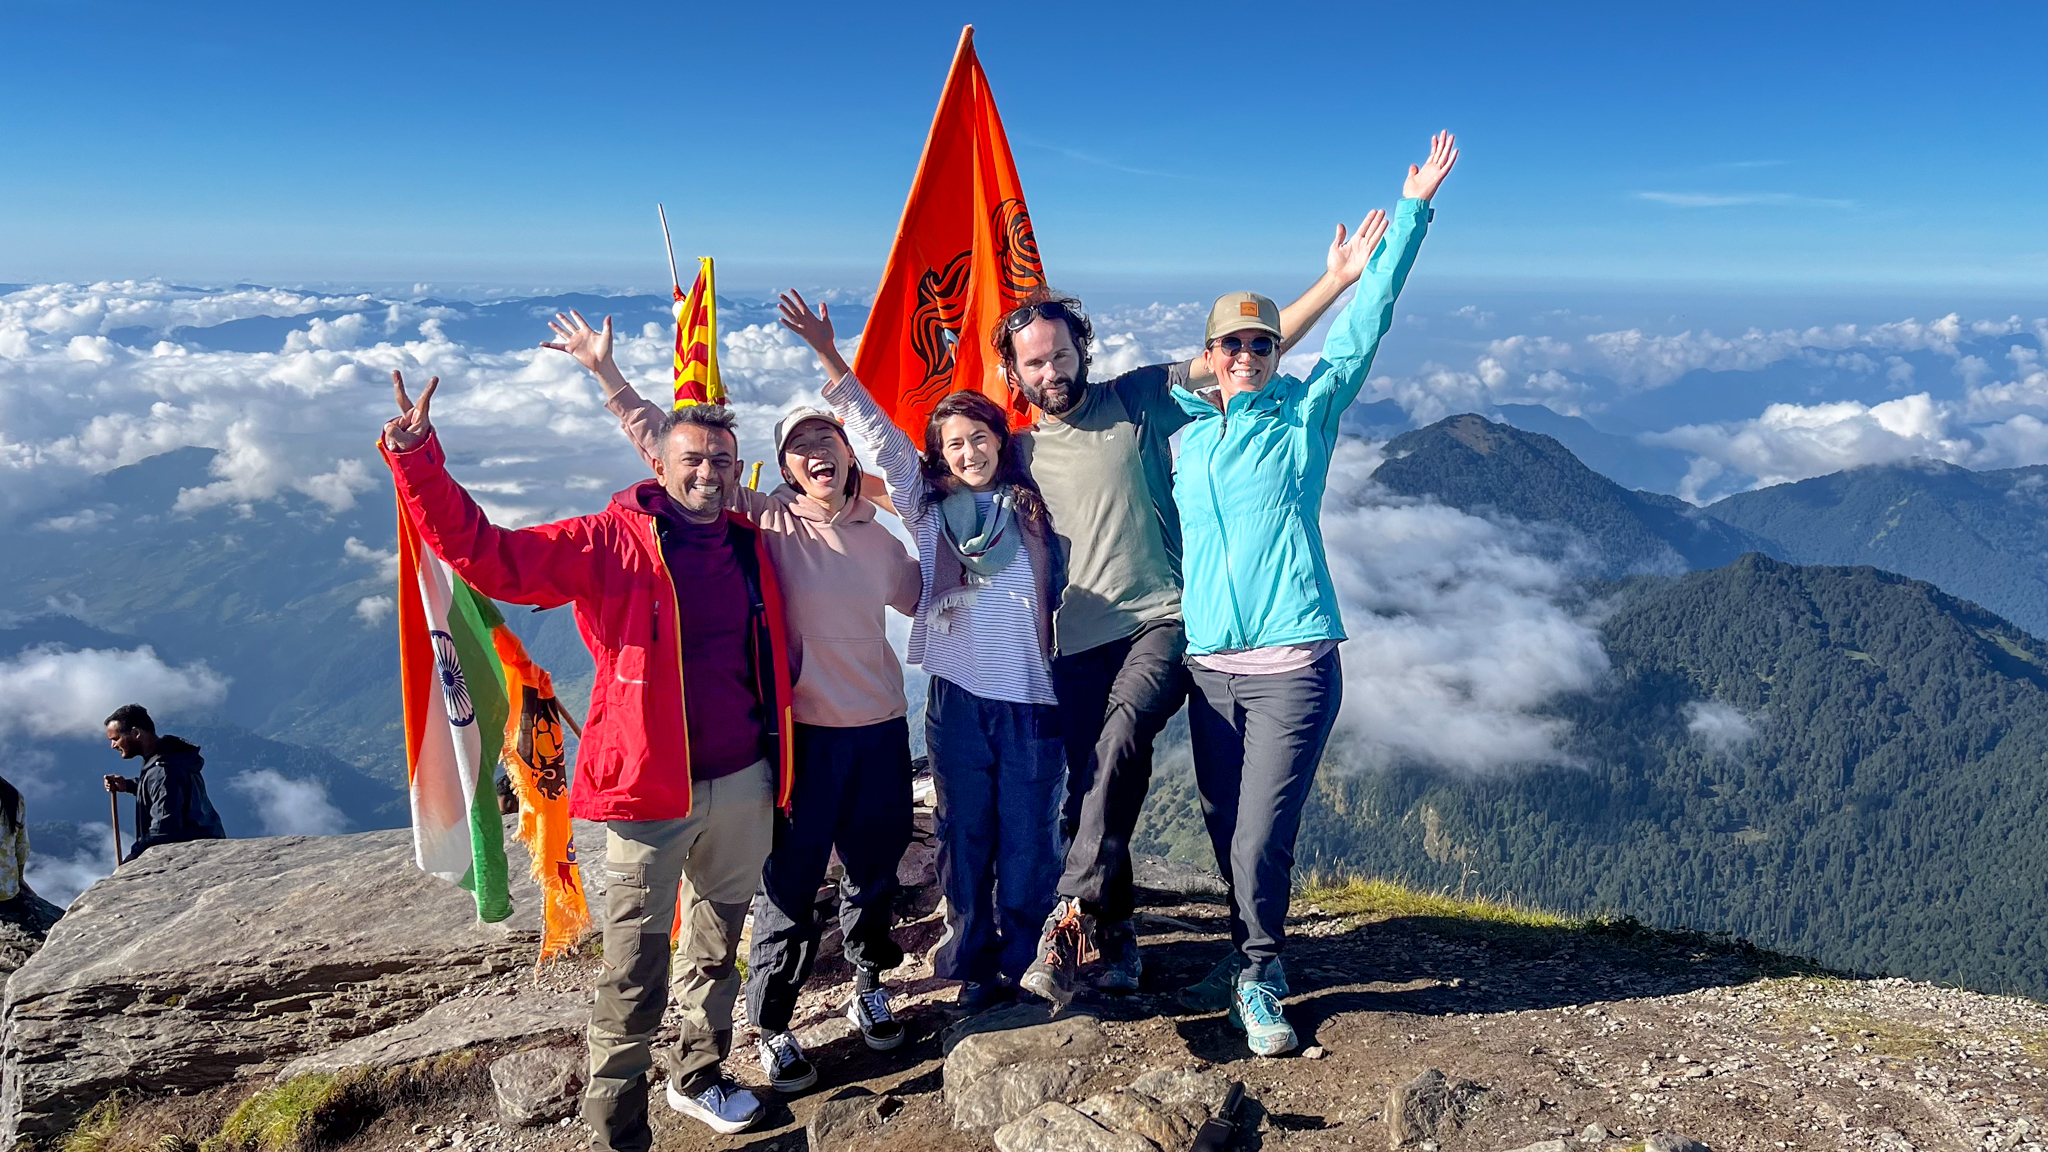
656,204,682,292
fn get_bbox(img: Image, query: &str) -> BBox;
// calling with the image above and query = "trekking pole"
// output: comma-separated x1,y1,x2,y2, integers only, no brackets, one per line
107,784,123,865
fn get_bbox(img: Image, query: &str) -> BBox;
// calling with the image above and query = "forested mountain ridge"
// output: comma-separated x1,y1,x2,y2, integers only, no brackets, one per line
1373,415,1770,575
1705,461,2048,639
1137,554,2048,997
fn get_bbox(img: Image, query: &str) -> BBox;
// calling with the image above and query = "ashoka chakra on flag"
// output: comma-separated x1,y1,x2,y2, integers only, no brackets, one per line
431,629,475,727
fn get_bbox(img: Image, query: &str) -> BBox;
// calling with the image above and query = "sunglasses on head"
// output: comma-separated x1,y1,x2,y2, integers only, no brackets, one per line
1212,334,1277,357
1004,300,1073,332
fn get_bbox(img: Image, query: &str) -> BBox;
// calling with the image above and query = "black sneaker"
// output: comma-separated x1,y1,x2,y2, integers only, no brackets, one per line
1019,898,1095,1006
1092,918,1142,994
844,984,906,1050
754,1030,817,1093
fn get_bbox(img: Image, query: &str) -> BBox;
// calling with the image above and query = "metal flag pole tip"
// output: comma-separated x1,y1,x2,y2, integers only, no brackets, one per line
657,204,681,292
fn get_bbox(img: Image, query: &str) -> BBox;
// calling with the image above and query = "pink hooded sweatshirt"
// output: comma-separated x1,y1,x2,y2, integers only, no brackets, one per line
609,390,921,729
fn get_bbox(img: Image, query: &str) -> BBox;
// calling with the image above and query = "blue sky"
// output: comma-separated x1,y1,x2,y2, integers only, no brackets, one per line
3,1,2046,298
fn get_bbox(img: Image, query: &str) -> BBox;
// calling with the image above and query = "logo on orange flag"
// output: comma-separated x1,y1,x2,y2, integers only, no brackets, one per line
854,26,1046,434
673,257,725,408
490,627,593,962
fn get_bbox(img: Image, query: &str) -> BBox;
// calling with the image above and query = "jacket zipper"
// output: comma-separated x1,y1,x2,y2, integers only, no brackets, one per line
1206,398,1249,645
647,519,692,789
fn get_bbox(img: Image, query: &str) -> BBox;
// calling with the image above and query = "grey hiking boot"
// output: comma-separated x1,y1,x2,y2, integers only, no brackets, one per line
1179,951,1249,1013
1091,918,1142,994
1019,897,1094,1006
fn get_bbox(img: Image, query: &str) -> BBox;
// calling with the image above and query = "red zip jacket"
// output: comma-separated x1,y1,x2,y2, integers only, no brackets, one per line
384,432,796,821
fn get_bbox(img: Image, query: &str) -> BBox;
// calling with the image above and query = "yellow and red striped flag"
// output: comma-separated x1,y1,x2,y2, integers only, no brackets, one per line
673,257,724,408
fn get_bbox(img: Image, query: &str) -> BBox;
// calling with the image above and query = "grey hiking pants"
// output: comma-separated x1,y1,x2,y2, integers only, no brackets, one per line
583,761,774,1152
1186,651,1342,984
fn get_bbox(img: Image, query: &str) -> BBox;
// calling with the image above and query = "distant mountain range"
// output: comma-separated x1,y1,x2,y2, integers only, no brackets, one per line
1379,414,2048,638
1374,415,1770,576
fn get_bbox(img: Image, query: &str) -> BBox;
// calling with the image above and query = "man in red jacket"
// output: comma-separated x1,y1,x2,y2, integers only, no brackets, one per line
380,372,795,1146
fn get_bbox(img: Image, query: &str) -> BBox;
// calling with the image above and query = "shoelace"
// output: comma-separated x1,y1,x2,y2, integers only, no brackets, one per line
1238,982,1285,1027
1044,907,1094,966
764,1032,804,1069
856,988,894,1024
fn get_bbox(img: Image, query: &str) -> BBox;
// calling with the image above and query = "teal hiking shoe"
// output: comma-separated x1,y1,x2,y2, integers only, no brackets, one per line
1229,974,1298,1057
1179,952,1248,1013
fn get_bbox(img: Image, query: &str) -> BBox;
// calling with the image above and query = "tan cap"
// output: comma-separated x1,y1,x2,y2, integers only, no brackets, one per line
1205,292,1282,343
772,406,846,454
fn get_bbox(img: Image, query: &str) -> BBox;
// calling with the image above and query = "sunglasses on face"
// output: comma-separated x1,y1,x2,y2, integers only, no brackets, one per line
1004,300,1072,332
1212,335,1277,358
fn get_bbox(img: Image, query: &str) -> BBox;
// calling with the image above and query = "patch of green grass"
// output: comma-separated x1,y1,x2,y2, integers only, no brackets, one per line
1298,873,1830,978
61,1096,124,1152
1299,875,1579,930
209,1073,362,1152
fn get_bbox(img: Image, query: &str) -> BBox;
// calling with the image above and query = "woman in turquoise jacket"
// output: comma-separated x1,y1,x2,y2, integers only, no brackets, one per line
1171,133,1458,1057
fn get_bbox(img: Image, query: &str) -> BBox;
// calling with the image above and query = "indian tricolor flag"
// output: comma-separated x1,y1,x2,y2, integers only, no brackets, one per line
396,497,514,923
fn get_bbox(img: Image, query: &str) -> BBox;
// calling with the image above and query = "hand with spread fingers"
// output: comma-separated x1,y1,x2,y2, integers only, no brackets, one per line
1403,131,1460,201
1325,208,1392,287
541,309,615,375
382,370,440,453
777,290,852,381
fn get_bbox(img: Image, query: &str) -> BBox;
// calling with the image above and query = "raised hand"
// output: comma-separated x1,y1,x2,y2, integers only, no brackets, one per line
776,290,835,355
540,310,613,374
1325,208,1392,286
778,289,854,382
1403,131,1459,201
382,370,440,453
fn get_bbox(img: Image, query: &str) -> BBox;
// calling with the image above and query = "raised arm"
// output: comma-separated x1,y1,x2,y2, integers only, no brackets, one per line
1181,208,1402,384
541,311,666,470
778,291,927,523
381,372,602,608
1305,132,1457,426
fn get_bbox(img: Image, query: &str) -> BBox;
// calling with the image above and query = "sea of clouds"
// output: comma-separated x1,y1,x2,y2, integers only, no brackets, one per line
4,279,2048,823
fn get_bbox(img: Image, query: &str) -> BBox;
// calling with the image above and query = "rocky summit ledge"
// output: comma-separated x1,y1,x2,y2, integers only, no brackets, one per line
0,819,610,1146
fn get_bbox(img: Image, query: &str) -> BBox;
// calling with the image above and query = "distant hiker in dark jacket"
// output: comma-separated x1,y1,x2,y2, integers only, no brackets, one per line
103,704,226,863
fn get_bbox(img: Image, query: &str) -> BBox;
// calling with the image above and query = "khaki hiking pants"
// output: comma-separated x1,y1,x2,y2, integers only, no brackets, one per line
583,761,773,1152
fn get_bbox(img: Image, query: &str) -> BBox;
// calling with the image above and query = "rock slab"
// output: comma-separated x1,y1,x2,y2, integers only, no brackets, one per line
490,1046,584,1126
807,1088,901,1152
0,819,609,1145
944,1016,1106,1129
993,1102,1159,1152
279,988,588,1079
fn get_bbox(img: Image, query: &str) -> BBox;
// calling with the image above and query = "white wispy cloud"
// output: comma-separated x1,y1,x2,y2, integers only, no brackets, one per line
0,644,230,739
230,770,348,836
1320,440,1611,775
1647,394,2048,501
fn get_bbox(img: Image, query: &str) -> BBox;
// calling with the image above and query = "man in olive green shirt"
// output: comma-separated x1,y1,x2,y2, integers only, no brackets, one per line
1003,213,1391,1002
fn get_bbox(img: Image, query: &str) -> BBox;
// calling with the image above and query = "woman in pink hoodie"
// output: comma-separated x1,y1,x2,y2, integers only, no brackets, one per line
545,312,920,1097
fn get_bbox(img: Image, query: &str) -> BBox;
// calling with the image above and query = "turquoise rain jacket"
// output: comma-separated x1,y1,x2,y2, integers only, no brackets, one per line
1171,197,1432,655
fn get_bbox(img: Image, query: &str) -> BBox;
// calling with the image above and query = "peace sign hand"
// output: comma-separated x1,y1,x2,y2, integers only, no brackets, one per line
1403,131,1459,201
382,370,440,453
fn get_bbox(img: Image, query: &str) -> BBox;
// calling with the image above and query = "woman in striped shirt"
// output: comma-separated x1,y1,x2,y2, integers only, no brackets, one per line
780,290,1066,1011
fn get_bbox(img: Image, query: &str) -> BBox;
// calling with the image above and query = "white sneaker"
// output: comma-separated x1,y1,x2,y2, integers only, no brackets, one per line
844,984,906,1050
664,1078,763,1134
755,1029,818,1093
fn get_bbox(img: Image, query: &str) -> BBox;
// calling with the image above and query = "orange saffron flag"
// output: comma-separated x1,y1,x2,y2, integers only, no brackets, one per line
853,25,1046,434
490,627,592,962
673,256,725,408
